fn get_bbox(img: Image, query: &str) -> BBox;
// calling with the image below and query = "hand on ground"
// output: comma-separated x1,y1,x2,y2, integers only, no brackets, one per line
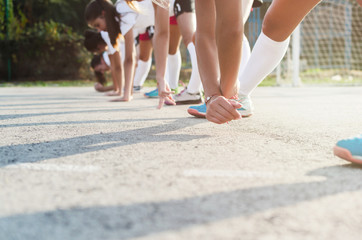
157,82,175,109
105,91,121,96
206,96,242,124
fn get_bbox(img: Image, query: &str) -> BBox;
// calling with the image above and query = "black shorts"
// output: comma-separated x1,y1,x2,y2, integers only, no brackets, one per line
173,0,194,18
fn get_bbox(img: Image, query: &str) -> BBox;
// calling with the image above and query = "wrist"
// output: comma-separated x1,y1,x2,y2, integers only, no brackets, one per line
205,94,221,105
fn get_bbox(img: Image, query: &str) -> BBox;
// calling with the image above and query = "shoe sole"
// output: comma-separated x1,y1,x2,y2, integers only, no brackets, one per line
334,146,362,164
176,99,203,105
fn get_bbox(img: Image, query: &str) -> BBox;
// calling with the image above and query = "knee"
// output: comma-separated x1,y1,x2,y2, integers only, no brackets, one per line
262,15,289,41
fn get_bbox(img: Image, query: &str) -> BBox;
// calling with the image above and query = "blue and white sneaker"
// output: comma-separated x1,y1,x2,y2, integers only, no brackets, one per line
187,95,254,118
334,135,362,164
187,103,207,118
235,94,254,117
144,88,158,98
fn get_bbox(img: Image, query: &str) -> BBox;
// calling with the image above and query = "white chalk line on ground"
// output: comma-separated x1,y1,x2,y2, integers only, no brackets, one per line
183,169,279,178
4,163,100,173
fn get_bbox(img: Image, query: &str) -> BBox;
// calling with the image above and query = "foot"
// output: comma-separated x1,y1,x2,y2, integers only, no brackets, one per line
133,86,142,93
109,96,133,102
144,88,158,98
173,87,203,105
187,103,207,118
334,135,362,164
187,95,253,119
234,94,254,117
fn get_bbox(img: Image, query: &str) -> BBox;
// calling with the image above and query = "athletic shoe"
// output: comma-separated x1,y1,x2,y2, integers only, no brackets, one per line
173,87,203,105
144,88,158,98
334,135,362,164
133,86,141,92
187,103,207,118
235,94,254,117
252,0,263,8
171,87,180,94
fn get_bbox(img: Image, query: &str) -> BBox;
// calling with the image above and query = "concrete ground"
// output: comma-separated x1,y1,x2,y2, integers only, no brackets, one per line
1,86,362,240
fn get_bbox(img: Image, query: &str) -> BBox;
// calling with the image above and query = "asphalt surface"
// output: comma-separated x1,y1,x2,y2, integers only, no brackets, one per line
1,86,362,240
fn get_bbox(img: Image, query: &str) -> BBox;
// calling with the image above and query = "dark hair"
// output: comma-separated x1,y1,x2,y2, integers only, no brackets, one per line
84,0,121,47
94,71,107,85
91,54,102,69
91,55,107,85
84,29,105,52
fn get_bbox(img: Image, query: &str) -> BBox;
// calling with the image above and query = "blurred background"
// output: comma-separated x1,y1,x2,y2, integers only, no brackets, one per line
0,0,361,86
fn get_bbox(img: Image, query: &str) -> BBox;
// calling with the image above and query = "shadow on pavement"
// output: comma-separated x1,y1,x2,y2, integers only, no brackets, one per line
0,118,209,167
1,165,362,240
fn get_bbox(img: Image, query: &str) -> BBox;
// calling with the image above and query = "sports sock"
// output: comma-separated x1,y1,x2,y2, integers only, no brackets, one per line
133,58,152,87
186,42,202,94
239,31,290,96
237,35,251,92
167,50,182,90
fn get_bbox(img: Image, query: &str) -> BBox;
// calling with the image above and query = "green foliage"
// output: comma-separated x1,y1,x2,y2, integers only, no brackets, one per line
0,0,92,80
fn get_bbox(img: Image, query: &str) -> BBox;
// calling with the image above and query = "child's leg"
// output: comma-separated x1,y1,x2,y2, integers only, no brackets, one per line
215,0,244,99
263,0,321,41
167,23,182,90
177,12,201,94
133,39,153,87
195,0,220,97
239,0,321,96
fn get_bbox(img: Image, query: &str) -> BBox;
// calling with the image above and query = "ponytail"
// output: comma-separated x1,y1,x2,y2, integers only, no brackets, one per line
85,0,121,48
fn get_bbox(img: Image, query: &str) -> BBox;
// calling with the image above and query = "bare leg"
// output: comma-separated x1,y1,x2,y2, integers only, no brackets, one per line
167,23,182,90
176,12,195,46
138,39,153,62
195,0,220,97
133,39,153,87
238,0,321,96
263,0,321,41
169,24,182,55
215,0,244,98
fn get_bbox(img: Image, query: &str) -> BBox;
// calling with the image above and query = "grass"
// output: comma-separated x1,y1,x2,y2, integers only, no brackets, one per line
0,79,95,87
1,69,361,88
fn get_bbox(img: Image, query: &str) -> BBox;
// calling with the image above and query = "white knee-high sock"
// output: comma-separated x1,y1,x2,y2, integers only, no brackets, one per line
239,32,290,96
238,35,251,81
237,35,251,91
133,59,152,87
167,50,182,90
186,42,202,94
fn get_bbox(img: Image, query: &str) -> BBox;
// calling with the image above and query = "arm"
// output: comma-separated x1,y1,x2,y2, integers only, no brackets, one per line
153,3,175,108
122,30,136,101
94,82,114,92
195,0,242,124
108,51,124,96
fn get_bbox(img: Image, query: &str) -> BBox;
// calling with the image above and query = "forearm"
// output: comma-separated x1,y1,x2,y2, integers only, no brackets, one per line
195,0,221,98
96,84,114,92
215,0,243,98
109,52,124,93
153,4,169,84
110,65,123,92
195,33,221,98
123,57,135,96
